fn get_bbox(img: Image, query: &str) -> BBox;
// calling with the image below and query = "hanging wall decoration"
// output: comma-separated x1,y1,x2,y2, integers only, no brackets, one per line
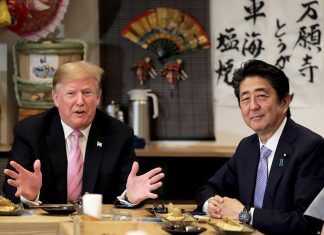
131,57,157,85
6,0,69,41
160,58,187,97
122,7,210,63
0,0,12,27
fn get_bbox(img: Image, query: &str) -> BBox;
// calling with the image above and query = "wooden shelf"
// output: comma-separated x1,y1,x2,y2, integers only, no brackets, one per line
0,144,11,152
135,141,235,158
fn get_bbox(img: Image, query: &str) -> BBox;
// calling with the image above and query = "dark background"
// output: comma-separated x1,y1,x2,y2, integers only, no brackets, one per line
137,156,228,202
98,0,214,141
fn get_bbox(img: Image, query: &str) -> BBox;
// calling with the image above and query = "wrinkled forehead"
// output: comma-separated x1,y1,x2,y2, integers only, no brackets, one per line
54,75,100,91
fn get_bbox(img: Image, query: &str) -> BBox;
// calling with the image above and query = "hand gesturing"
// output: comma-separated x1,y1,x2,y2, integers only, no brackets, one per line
4,160,42,201
126,161,165,204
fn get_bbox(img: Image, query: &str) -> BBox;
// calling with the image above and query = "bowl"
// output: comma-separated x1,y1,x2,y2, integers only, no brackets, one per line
158,212,197,227
162,225,207,235
209,221,255,235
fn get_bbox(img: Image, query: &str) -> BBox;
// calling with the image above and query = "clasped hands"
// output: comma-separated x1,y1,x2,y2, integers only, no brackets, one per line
207,195,244,219
4,160,165,204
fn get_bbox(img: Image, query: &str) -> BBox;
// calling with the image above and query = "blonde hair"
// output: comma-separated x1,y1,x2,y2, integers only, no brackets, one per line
53,60,104,92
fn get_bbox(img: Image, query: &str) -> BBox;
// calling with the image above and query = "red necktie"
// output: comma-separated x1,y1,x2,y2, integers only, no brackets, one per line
67,130,83,201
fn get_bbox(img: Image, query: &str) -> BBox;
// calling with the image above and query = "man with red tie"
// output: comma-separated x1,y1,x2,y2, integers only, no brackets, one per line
3,61,164,205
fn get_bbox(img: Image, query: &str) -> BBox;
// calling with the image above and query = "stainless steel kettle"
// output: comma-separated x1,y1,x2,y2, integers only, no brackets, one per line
128,89,159,144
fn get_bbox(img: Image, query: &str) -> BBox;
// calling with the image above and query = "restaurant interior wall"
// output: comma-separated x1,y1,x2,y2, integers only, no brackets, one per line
99,0,214,141
0,0,100,147
1,0,324,200
211,0,324,145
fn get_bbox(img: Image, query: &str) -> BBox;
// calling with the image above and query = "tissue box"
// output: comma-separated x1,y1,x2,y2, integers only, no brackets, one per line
73,216,138,235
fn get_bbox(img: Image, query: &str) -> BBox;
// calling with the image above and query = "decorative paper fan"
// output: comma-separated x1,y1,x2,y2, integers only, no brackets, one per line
7,0,69,41
122,7,210,62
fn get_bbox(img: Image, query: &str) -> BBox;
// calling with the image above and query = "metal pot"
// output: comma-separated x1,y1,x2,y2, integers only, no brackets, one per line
128,89,159,144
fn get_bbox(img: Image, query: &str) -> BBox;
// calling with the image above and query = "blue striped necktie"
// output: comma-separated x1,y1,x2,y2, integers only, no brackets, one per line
254,145,272,208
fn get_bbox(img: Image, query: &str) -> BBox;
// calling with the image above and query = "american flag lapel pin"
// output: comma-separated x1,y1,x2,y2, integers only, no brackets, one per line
97,141,102,147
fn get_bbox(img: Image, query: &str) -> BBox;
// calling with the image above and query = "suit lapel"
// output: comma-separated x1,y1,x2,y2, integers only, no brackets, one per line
46,115,68,201
82,119,104,194
263,119,295,208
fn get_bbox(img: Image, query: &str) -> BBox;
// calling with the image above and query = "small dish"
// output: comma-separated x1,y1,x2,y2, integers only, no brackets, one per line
158,212,197,227
0,205,24,216
209,221,255,235
40,204,76,215
162,225,207,235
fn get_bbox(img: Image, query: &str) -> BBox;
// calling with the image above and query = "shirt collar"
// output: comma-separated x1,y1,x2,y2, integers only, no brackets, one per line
60,120,92,140
259,117,287,151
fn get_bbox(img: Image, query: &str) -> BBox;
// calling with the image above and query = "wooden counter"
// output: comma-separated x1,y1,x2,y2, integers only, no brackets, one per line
1,141,236,158
0,144,11,152
0,204,263,235
60,205,200,235
0,208,72,235
59,204,262,235
135,141,236,158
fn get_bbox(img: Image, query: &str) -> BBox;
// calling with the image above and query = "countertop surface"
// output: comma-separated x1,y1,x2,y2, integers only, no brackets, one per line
135,141,236,157
1,141,236,157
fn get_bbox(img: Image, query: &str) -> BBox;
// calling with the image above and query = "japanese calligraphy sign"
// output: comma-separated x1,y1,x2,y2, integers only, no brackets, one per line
212,0,323,107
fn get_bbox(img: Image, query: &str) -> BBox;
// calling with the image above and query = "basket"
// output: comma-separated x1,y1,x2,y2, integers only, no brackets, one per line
13,39,88,109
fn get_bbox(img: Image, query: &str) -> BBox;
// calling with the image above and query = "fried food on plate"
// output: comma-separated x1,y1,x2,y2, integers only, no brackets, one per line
162,202,186,221
211,216,243,231
0,195,17,212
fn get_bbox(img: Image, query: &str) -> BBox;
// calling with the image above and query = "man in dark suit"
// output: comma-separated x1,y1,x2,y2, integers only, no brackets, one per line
3,60,164,205
196,60,324,235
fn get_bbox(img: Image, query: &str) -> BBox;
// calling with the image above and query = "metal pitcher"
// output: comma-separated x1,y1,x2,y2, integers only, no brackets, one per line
128,89,159,144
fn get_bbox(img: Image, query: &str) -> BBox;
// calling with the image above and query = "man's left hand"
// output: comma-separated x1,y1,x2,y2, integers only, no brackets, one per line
126,161,165,204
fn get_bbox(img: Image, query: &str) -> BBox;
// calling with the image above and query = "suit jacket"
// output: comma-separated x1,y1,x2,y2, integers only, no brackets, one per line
3,107,136,204
196,118,324,235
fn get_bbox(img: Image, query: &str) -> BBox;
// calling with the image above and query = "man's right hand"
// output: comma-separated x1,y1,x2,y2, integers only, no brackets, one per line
207,195,224,219
125,161,164,204
4,160,42,201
